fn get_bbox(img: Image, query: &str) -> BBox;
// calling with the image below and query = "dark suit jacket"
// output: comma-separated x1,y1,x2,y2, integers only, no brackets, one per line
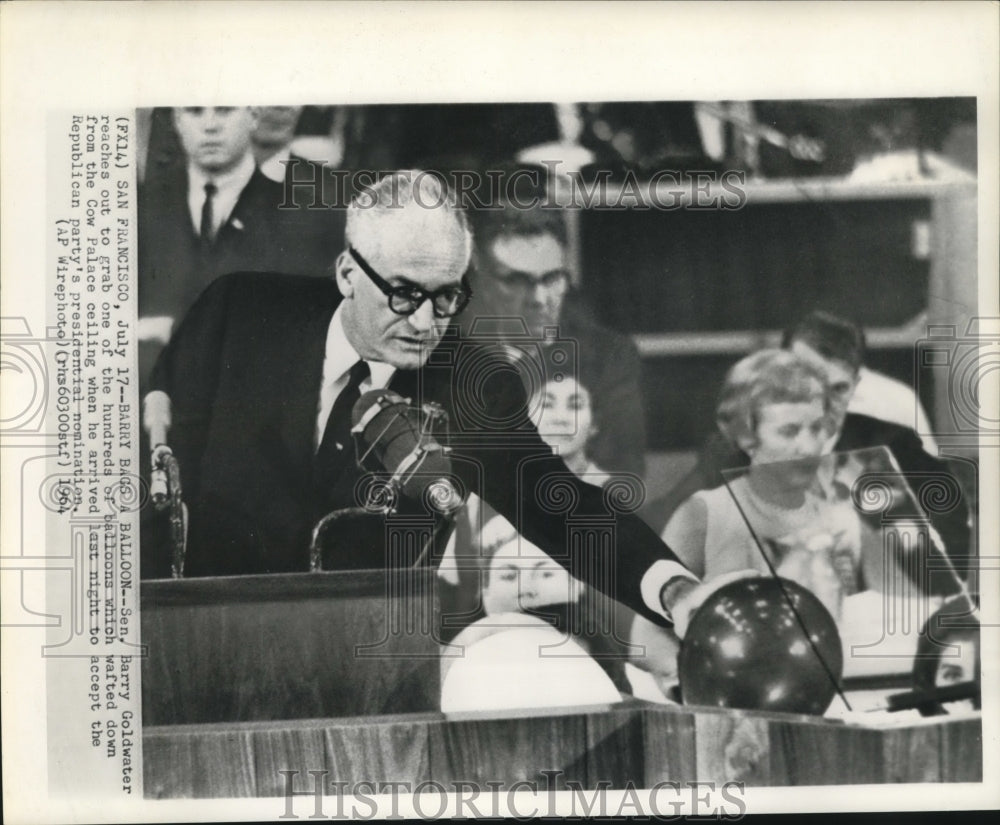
641,413,972,572
459,294,647,479
138,164,343,391
140,166,287,321
557,296,647,479
147,272,682,625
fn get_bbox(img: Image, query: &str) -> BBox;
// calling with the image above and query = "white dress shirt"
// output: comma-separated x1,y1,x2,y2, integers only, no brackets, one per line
849,366,939,454
314,304,395,449
186,152,256,239
322,305,695,620
259,147,292,184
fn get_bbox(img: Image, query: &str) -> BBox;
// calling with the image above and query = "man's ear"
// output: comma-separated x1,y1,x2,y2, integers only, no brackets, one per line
247,106,261,130
334,250,355,299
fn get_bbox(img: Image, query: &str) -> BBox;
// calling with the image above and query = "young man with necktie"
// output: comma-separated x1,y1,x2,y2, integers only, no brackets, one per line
138,106,337,390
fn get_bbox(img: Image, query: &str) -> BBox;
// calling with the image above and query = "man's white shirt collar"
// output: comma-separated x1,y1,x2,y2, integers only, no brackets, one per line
187,151,256,238
259,147,292,183
315,303,396,448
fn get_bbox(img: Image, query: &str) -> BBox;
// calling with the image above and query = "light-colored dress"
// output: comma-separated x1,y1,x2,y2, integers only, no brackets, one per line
662,475,870,620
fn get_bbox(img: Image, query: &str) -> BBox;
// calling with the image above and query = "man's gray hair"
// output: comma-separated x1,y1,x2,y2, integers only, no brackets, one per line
345,171,473,260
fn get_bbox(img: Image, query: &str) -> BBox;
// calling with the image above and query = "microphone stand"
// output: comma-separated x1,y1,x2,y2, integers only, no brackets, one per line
340,394,463,570
411,503,459,570
151,444,187,579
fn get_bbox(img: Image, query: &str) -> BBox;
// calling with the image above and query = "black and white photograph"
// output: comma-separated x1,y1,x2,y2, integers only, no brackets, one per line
134,94,987,800
1,2,997,821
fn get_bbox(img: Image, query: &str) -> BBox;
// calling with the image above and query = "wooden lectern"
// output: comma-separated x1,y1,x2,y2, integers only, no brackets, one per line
141,570,442,724
141,572,983,798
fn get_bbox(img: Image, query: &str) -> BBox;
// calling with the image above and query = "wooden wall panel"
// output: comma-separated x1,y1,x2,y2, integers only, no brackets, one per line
426,708,593,789
251,725,329,798
585,706,646,787
141,573,440,725
939,717,983,782
694,712,772,786
766,717,885,786
881,724,942,783
144,727,257,799
323,717,431,787
640,706,698,785
143,705,984,798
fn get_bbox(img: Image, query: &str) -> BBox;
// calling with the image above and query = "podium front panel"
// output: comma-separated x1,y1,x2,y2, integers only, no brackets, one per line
141,570,440,724
142,704,983,798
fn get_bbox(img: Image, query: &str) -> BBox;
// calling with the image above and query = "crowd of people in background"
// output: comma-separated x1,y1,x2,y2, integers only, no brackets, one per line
138,104,976,708
137,106,341,388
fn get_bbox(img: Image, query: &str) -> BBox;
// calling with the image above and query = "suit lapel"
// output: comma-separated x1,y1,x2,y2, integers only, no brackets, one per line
160,172,204,305
274,289,337,494
147,168,201,261
216,169,265,247
163,170,198,242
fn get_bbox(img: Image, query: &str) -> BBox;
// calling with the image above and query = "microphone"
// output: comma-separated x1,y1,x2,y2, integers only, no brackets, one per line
143,391,173,508
350,390,463,513
141,390,187,576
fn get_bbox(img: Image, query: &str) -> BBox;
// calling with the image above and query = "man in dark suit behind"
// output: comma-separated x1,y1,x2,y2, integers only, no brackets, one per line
138,106,337,389
465,205,647,479
145,172,719,637
644,311,971,573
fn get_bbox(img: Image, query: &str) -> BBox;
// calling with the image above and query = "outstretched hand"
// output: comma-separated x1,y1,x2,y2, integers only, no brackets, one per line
667,569,759,639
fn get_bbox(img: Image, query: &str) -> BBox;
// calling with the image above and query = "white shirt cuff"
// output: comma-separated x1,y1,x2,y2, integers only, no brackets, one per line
640,560,699,621
138,316,174,344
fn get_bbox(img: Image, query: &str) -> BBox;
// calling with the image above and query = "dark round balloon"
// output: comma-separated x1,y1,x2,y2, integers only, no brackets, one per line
678,576,843,715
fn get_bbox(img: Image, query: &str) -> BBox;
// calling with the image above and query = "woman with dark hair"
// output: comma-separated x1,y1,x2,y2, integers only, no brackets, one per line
439,515,627,712
911,597,981,716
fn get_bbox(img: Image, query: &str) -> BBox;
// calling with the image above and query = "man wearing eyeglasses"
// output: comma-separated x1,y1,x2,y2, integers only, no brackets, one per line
467,206,647,479
145,171,718,637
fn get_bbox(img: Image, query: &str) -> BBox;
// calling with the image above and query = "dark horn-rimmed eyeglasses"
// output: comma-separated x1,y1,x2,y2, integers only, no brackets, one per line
349,245,472,319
